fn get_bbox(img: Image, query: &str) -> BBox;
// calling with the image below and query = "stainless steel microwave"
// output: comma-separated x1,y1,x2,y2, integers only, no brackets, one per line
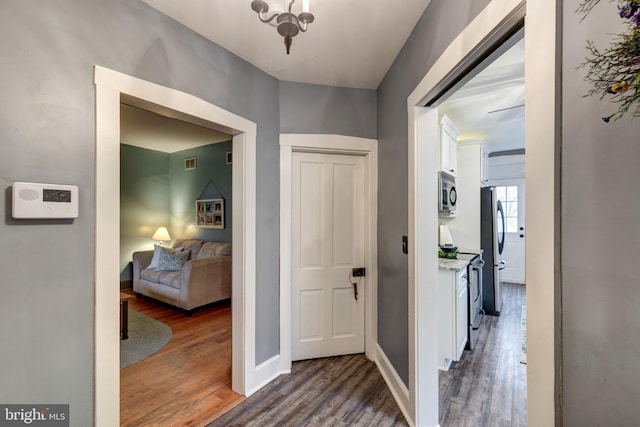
439,171,457,214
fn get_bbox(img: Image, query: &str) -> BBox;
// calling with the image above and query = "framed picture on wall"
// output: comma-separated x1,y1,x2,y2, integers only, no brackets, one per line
195,198,224,229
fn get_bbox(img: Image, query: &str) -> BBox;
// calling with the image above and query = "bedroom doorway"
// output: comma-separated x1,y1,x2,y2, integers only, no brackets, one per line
94,66,257,425
118,101,238,425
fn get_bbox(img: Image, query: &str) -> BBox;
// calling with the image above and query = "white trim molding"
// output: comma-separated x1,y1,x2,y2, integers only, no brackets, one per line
523,0,562,424
247,354,290,397
93,66,257,425
375,344,412,426
406,0,560,425
279,133,379,372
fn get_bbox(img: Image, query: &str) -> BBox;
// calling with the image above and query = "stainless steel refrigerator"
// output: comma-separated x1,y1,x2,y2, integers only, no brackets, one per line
480,187,506,316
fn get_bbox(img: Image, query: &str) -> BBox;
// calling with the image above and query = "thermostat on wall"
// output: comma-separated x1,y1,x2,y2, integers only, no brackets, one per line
12,182,79,219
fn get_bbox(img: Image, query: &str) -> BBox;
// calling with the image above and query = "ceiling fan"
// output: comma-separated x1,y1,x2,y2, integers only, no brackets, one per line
487,104,525,114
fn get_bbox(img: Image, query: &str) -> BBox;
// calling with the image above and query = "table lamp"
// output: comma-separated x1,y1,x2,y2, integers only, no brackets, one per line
152,227,171,245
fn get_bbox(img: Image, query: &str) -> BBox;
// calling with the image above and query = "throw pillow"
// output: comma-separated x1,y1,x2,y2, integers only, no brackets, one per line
157,247,190,271
147,244,183,269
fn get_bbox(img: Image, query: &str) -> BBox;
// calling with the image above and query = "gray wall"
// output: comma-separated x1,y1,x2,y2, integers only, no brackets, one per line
0,0,279,424
376,0,492,384
11,0,640,422
562,1,640,424
120,144,170,281
279,81,377,138
169,141,233,243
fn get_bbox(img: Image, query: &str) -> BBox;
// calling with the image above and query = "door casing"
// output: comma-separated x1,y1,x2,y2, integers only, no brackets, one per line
279,134,378,372
291,151,366,361
406,0,560,425
94,66,257,425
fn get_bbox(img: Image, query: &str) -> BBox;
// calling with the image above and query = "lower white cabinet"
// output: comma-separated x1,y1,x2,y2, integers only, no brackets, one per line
438,267,469,370
456,277,468,359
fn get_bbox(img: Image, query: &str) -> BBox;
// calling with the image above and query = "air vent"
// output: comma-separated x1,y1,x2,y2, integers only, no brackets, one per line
185,156,196,170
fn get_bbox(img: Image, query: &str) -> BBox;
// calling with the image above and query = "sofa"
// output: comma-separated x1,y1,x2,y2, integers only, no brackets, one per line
132,238,231,314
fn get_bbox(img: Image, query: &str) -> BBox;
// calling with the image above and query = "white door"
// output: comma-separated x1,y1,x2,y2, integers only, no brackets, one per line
493,179,526,284
291,152,365,361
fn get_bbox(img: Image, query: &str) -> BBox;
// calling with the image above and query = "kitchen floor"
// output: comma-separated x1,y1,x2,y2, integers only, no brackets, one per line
439,282,527,427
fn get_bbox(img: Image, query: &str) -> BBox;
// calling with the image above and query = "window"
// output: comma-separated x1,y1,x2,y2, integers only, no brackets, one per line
496,185,518,233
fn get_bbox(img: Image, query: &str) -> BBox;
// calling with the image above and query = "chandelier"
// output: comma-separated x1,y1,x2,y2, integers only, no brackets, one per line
250,0,315,54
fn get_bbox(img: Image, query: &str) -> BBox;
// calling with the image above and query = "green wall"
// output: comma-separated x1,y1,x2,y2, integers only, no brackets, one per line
169,142,233,243
120,144,170,281
120,141,232,282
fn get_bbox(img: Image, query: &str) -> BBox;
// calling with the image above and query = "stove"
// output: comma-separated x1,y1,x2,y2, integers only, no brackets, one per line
458,252,485,351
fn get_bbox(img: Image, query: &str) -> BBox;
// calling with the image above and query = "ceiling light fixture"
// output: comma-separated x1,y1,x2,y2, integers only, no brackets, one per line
251,0,315,55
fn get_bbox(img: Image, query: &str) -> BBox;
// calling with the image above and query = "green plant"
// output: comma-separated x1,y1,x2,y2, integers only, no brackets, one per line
438,250,459,259
578,0,640,121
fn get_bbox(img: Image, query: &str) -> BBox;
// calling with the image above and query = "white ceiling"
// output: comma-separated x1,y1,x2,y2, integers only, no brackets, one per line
142,0,432,90
439,38,525,153
139,1,524,152
121,104,231,153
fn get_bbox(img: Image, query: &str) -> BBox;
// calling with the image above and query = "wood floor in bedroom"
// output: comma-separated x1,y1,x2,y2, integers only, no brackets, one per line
120,292,244,427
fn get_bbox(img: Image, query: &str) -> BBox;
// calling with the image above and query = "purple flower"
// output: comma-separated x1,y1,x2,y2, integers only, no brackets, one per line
619,2,639,19
632,9,640,24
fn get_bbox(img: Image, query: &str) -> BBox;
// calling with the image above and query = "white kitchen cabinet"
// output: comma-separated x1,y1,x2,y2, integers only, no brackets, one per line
459,139,489,185
439,114,459,177
451,140,488,249
438,266,469,370
481,145,490,183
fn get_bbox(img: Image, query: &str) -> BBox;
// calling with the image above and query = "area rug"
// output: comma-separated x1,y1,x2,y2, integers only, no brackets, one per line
120,309,172,369
520,305,527,364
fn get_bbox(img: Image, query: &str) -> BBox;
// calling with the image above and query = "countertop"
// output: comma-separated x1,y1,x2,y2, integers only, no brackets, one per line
456,247,484,255
438,248,483,271
438,258,469,271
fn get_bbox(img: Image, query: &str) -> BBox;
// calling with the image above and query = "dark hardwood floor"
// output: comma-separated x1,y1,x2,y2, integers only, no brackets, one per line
207,353,408,427
121,282,526,426
120,293,244,427
439,281,527,427
204,282,525,427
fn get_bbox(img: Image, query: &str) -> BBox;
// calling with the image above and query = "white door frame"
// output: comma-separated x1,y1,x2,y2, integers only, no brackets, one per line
407,0,560,426
279,134,378,371
94,66,257,426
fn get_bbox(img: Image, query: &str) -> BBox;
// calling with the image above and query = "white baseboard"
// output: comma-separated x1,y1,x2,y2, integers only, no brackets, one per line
374,344,412,426
247,354,290,397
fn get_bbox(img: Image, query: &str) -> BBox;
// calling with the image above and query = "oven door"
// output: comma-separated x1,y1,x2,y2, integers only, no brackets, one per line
466,258,484,350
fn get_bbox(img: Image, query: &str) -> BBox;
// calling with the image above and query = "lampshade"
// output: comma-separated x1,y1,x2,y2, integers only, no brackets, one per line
152,227,171,242
439,225,455,246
